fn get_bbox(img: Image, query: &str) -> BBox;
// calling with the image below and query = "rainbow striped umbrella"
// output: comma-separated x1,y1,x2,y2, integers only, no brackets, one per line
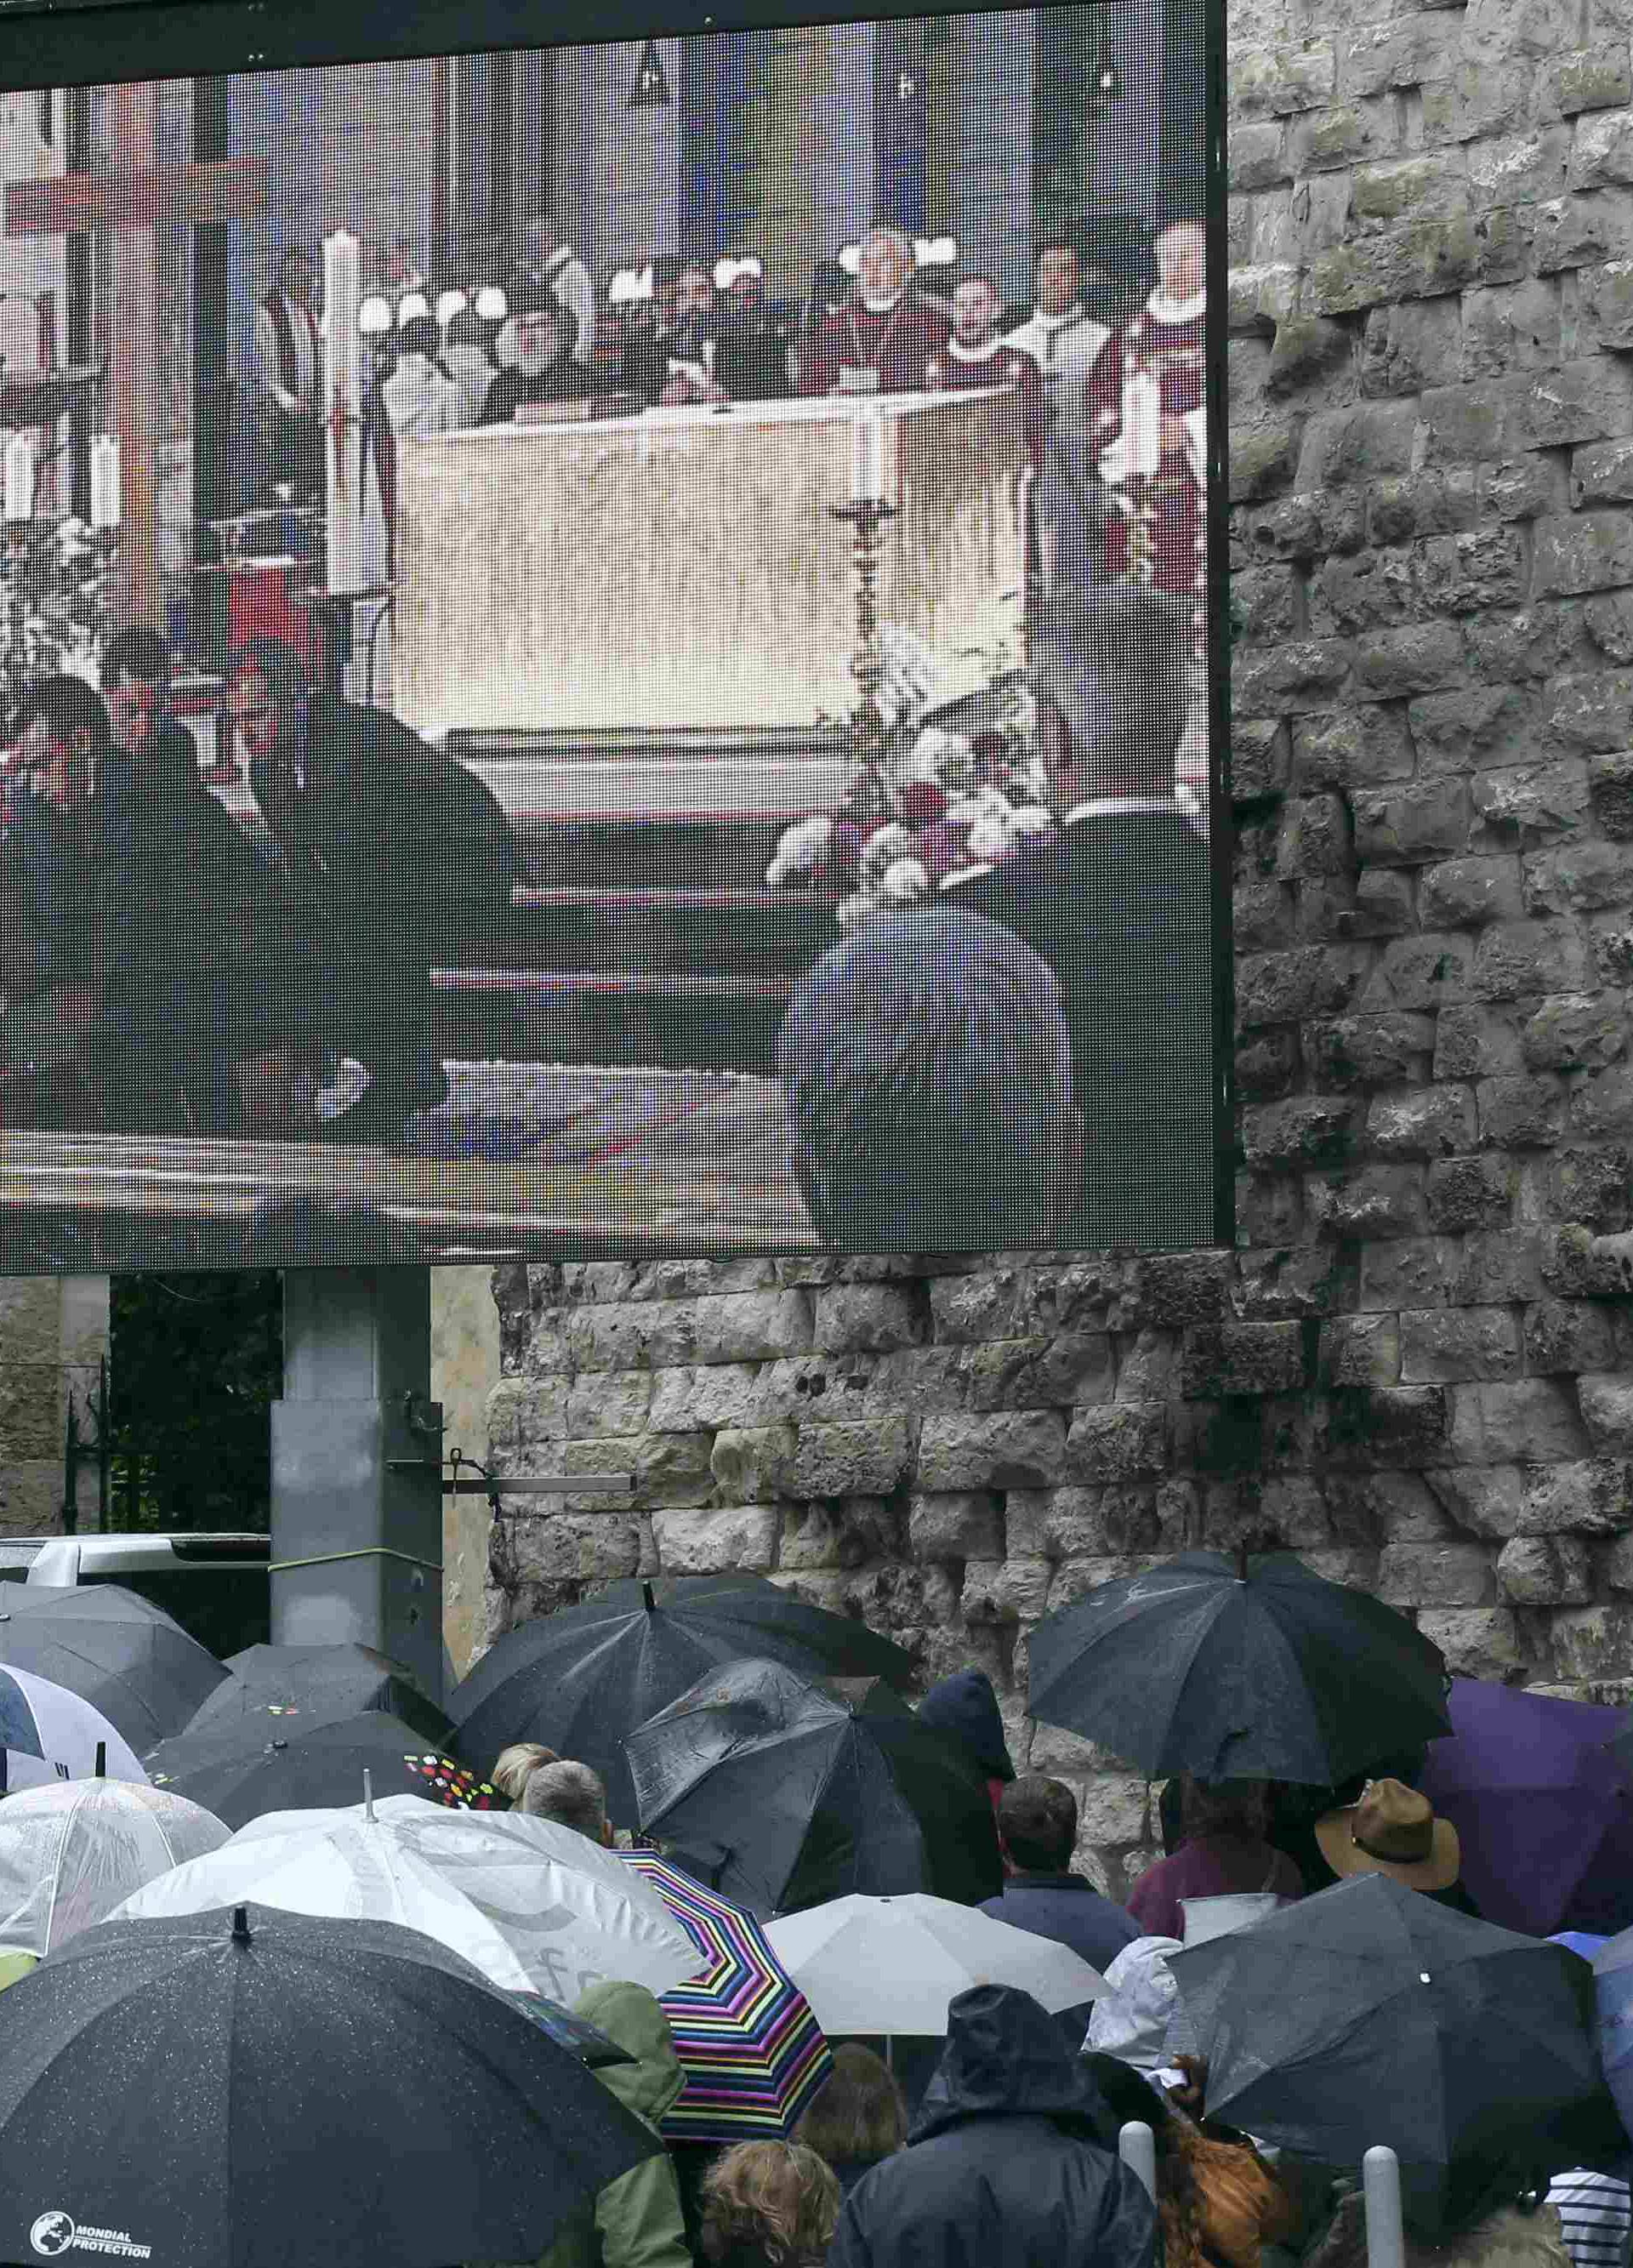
621,1849,832,2140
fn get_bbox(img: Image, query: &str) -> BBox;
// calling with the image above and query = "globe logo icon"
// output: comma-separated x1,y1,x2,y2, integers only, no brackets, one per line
31,2214,75,2257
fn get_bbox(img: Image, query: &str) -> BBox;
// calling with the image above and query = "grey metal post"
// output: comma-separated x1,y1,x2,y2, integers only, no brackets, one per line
1118,2122,1157,2202
270,1268,443,1702
1363,2147,1406,2268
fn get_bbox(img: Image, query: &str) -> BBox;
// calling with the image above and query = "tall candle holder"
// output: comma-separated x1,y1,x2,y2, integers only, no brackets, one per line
828,493,897,762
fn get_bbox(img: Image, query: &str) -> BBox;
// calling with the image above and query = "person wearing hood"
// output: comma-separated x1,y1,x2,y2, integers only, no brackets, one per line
827,1983,1160,2268
538,1980,693,2268
916,1668,1015,1818
799,225,949,398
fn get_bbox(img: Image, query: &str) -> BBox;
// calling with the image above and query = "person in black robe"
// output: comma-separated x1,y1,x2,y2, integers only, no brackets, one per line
222,636,522,1147
953,584,1214,1251
478,287,608,425
617,255,686,406
713,267,793,402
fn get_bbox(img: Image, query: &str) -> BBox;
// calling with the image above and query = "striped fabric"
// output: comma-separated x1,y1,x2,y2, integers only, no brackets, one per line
1547,2170,1633,2268
621,1849,832,2141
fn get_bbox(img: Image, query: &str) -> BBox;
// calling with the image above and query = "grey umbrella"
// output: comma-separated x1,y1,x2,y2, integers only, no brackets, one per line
0,1584,225,1750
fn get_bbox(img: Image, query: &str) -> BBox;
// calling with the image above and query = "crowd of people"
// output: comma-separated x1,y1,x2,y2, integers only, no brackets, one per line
470,1668,1633,2268
253,208,1209,607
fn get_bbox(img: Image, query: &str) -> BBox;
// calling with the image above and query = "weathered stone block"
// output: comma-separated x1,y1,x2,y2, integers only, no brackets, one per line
1426,1154,1516,1231
961,1557,1052,1625
908,1492,1004,1562
1477,1074,1568,1147
1352,782,1471,865
1400,1307,1522,1383
1317,1386,1452,1467
1581,1375,1633,1453
1517,1460,1633,1535
1416,1607,1526,1679
507,1513,644,1584
917,1411,1066,1492
1449,1377,1590,1463
1181,1321,1308,1397
787,1417,913,1498
709,1423,796,1502
1319,1313,1403,1387
1524,842,1633,915
653,1505,779,1575
1534,509,1633,594
1378,1541,1496,1605
1409,685,1542,776
1232,41,1338,117
1066,1404,1169,1484
811,1286,925,1355
777,1497,899,1572
1306,1015,1437,1087
1522,1301,1619,1373
566,1369,652,1439
964,1336,1114,1414
1498,1535,1594,1602
1367,1086,1479,1159
1435,1006,1526,1080
1549,1605,1633,1680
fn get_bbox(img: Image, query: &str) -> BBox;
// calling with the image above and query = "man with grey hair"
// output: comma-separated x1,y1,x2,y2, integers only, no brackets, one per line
514,213,595,367
799,222,950,396
956,584,1214,1250
520,1758,615,1845
777,905,1080,1252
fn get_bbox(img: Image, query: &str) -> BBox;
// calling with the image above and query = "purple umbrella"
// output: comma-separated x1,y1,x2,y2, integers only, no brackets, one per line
1419,1680,1633,1938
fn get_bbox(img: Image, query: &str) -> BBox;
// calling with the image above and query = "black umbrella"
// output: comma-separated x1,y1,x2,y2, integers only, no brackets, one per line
450,1574,914,1823
1168,1873,1624,2237
0,1583,225,1750
623,1656,1002,1921
189,1643,452,1746
145,1710,507,1826
1027,1549,1451,1784
0,1902,657,2268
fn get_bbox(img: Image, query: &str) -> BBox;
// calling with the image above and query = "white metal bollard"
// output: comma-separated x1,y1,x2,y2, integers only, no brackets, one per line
1364,2145,1407,2268
1119,2120,1157,2202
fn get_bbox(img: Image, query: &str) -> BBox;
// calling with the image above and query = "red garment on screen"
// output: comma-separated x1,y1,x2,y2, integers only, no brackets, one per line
799,291,951,397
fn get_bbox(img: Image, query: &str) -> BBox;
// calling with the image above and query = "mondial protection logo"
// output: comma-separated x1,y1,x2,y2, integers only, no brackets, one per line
31,2217,151,2260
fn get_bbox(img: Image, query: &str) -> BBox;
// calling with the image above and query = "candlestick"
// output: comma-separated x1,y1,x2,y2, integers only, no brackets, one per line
323,228,363,595
3,432,34,523
851,407,885,504
89,434,122,530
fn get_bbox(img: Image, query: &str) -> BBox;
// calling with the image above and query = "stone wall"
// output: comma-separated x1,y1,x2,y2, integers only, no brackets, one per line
483,0,1633,1895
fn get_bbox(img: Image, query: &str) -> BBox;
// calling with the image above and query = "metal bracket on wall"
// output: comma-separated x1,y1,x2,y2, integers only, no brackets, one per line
384,1399,634,1507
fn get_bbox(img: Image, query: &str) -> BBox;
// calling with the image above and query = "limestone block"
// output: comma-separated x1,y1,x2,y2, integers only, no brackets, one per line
1425,1155,1516,1231
1398,1306,1522,1383
812,1285,925,1355
1549,1604,1633,1680
1420,857,1525,928
1581,1375,1633,1452
1511,1460,1633,1535
917,1411,1067,1492
959,1556,1053,1625
652,1506,778,1576
787,1417,913,1498
1318,1314,1403,1387
1367,1086,1479,1160
777,1497,899,1573
1497,1535,1594,1602
907,1492,1004,1563
649,1364,764,1434
488,1375,566,1448
1522,1302,1618,1373
709,1424,797,1502
1448,1378,1590,1462
964,1335,1114,1413
566,1369,653,1439
1416,1607,1527,1679
507,1513,643,1584
1378,1541,1496,1606
1065,1404,1169,1485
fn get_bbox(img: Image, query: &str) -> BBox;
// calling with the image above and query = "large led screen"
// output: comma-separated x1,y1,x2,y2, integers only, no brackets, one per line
0,2,1223,1266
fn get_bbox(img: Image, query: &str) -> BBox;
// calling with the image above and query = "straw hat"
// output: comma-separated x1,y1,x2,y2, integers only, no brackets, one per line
1314,1777,1460,1894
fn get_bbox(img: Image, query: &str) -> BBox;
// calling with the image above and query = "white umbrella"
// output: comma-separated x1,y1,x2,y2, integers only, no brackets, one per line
0,1666,146,1792
112,1788,702,2000
765,1892,1107,2037
0,1779,228,1957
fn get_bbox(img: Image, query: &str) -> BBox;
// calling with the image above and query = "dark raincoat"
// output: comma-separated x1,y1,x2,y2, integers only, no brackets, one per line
827,1984,1161,2268
918,1671,1014,1814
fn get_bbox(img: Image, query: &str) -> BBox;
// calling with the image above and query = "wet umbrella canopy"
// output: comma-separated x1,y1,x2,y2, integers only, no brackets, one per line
0,1903,658,2268
625,1657,1002,1920
1168,1873,1623,2236
1028,1550,1451,1784
451,1575,914,1823
190,1644,452,1747
145,1712,504,1826
1420,1679,1633,1938
0,1586,225,1752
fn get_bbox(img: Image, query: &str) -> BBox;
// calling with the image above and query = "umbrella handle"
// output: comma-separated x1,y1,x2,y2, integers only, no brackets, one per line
363,1769,374,1824
1118,2122,1156,2203
1364,2147,1405,2268
94,1742,105,1779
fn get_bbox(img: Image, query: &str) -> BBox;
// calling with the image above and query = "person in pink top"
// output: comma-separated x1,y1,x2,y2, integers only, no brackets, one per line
1125,1775,1304,1940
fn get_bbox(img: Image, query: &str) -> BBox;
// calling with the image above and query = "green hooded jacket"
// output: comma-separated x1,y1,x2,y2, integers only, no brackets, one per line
538,1980,694,2268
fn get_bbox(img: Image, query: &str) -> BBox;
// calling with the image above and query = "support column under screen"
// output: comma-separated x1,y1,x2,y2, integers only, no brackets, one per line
271,1268,445,1705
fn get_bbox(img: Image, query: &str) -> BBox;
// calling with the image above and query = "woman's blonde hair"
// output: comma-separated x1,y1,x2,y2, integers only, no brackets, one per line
490,1741,559,1803
700,2141,841,2267
794,2043,908,2167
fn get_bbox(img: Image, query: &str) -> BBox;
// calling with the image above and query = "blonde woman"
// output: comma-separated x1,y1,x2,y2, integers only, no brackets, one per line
700,2143,841,2268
